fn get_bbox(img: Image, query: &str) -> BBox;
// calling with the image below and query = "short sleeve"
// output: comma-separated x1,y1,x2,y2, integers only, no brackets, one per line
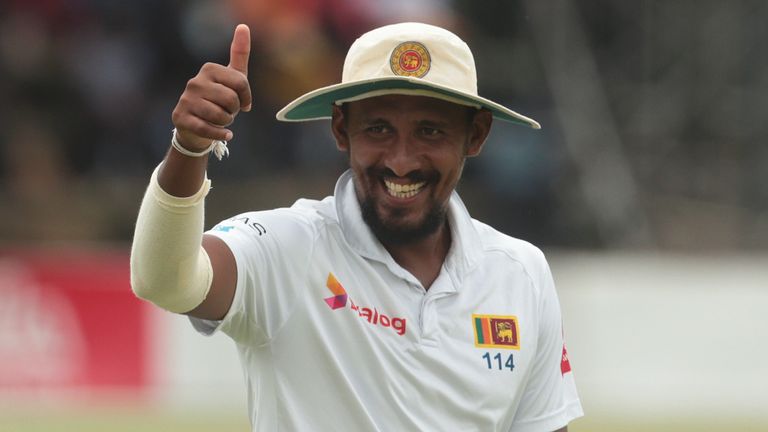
189,208,317,346
509,252,583,432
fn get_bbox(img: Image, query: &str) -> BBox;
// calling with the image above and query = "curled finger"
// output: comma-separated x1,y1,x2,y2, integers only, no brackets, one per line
199,82,243,116
189,99,236,127
178,115,232,142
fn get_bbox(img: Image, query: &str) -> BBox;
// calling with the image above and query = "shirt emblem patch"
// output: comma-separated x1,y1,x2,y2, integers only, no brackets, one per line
473,314,520,350
390,41,431,77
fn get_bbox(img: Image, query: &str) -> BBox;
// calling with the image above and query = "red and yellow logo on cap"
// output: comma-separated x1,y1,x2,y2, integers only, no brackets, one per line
390,41,431,78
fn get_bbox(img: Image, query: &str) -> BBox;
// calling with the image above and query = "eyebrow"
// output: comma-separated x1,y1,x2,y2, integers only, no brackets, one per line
354,113,455,129
358,118,453,132
360,117,391,125
416,119,451,128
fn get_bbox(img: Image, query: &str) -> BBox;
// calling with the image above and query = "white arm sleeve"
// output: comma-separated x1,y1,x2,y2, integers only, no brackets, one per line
130,164,213,313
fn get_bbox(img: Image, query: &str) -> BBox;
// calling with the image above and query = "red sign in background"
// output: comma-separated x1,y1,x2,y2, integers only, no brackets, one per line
0,249,149,394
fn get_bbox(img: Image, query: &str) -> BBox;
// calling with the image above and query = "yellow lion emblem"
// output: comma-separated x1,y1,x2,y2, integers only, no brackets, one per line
496,321,515,343
402,53,420,69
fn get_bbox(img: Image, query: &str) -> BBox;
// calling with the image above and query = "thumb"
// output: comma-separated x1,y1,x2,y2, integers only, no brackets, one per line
228,24,250,76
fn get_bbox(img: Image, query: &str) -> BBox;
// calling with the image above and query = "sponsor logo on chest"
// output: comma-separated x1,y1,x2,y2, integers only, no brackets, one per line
323,273,406,336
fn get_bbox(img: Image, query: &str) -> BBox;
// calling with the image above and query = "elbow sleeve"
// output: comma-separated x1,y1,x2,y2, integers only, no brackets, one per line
130,164,214,313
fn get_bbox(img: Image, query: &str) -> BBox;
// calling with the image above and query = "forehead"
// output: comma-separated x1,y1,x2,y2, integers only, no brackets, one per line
344,94,470,122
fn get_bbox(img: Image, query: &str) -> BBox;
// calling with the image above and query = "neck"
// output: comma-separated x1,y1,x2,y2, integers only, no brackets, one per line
382,222,451,290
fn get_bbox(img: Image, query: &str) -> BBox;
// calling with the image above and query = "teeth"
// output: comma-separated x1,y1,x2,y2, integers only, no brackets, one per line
384,180,426,198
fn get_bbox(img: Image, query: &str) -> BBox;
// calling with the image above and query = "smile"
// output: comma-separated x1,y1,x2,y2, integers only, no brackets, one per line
383,179,427,199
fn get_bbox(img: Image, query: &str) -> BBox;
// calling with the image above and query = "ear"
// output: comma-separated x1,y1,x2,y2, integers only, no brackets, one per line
465,109,492,157
331,105,349,152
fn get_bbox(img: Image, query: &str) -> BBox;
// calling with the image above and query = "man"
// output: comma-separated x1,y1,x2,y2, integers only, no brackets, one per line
131,22,583,431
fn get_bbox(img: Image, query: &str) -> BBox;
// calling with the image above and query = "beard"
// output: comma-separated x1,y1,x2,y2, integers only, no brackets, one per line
355,168,448,246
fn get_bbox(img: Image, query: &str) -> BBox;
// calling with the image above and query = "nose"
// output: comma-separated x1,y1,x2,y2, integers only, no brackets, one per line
384,136,422,177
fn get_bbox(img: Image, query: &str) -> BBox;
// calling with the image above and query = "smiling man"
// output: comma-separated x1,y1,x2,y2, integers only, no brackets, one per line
131,22,583,431
334,95,491,287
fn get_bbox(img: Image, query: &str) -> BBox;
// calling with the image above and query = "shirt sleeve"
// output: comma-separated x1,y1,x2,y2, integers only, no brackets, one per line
509,251,584,432
188,208,317,346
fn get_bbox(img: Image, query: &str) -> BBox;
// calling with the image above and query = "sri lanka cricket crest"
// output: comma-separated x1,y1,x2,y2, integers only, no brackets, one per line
390,41,431,78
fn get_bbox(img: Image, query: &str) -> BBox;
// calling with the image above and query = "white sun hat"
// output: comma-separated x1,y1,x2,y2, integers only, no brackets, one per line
275,22,541,129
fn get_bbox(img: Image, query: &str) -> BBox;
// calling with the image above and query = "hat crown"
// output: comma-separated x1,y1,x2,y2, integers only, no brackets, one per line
276,22,540,129
342,22,478,95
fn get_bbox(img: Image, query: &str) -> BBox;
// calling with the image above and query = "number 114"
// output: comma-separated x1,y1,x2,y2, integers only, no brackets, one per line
482,352,515,371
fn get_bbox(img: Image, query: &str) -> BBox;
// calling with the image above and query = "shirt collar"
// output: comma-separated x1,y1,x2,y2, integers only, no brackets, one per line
329,170,483,289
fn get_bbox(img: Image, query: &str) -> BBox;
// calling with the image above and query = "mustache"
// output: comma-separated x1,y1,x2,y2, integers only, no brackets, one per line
367,167,439,183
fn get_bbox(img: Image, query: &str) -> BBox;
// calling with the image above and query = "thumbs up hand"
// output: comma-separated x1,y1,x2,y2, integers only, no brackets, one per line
172,24,252,152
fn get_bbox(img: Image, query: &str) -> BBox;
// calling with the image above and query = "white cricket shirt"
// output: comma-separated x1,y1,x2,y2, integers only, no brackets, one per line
191,170,583,431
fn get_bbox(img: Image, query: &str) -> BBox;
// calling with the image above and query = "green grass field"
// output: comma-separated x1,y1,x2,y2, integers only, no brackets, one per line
3,409,767,432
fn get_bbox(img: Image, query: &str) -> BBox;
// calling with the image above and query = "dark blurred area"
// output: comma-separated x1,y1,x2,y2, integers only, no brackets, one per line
0,0,765,250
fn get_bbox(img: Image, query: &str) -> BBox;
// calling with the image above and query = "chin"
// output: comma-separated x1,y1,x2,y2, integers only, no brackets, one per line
362,199,447,245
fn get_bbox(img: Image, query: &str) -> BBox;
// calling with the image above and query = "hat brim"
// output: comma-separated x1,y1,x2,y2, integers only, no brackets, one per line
275,77,541,129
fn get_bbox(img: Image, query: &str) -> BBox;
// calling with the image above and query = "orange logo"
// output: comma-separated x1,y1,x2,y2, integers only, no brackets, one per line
324,273,348,310
390,42,431,77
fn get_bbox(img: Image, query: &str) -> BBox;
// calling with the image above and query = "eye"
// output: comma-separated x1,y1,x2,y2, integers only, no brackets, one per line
367,125,391,135
420,127,442,137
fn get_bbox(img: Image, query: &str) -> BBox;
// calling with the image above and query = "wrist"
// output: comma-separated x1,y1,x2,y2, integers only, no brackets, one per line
171,128,229,160
174,129,210,152
151,163,211,208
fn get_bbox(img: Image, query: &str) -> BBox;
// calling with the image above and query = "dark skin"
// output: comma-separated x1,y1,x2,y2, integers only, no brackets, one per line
158,23,568,432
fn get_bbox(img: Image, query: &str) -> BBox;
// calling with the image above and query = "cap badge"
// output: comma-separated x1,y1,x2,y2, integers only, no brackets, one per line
390,41,431,78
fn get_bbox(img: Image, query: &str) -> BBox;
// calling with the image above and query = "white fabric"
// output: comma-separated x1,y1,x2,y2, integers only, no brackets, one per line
191,170,583,431
340,22,478,94
130,164,213,313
